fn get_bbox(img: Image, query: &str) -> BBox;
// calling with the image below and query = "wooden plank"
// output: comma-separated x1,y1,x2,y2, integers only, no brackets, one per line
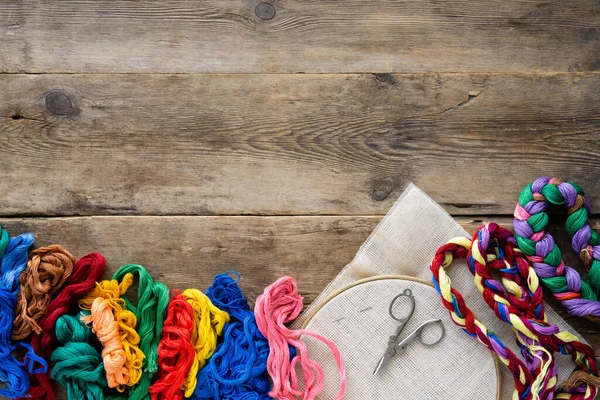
1,73,600,216
0,0,598,73
0,215,598,350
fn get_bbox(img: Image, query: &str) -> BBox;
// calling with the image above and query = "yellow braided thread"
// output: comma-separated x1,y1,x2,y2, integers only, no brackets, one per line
79,273,145,388
181,288,230,397
436,239,530,400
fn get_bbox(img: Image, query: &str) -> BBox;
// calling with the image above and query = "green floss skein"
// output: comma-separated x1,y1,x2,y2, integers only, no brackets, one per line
113,264,170,400
51,313,107,400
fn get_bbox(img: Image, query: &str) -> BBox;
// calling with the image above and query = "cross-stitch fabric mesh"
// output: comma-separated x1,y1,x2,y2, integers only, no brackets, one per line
294,184,586,400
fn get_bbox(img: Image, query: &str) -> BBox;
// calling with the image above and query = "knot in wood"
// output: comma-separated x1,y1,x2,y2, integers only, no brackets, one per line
255,2,276,20
45,91,73,116
371,179,394,201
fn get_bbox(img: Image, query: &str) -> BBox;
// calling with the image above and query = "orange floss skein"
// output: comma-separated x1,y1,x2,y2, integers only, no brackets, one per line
80,273,144,391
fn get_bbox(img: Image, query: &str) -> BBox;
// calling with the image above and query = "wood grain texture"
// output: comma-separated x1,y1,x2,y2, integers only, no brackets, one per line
0,215,597,352
1,73,600,216
0,0,598,73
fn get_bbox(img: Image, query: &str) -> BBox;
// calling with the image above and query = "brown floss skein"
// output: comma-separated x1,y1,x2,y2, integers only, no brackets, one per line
12,245,75,341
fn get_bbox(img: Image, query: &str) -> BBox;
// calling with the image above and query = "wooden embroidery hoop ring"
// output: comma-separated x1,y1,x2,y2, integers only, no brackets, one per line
301,274,502,400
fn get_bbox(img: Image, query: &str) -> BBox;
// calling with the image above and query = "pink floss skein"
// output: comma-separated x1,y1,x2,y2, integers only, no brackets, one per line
254,276,346,400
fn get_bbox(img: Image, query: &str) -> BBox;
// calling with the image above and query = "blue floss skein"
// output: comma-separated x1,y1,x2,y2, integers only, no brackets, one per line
192,272,271,400
0,230,48,398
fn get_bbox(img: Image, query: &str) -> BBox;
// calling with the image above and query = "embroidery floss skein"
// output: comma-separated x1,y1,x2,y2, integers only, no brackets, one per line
25,252,106,400
181,288,230,397
431,223,599,400
51,312,107,400
80,274,145,390
12,245,76,341
149,291,195,400
193,272,271,400
0,230,47,398
254,276,346,400
113,264,170,400
514,177,600,320
83,297,131,389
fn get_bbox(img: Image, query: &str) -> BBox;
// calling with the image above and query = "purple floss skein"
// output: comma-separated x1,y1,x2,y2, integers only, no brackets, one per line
0,230,47,398
192,272,271,400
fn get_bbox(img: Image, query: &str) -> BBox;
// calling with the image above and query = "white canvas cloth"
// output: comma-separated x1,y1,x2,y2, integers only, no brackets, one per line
294,184,584,400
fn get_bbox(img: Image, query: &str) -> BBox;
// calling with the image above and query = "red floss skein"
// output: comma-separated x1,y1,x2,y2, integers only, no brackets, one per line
23,252,106,400
150,291,196,400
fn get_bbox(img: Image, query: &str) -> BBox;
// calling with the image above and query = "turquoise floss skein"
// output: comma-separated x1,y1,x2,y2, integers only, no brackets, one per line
192,272,271,400
0,229,47,398
51,312,107,400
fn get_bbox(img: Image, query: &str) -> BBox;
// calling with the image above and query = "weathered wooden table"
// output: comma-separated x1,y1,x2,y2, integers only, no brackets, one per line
1,1,599,398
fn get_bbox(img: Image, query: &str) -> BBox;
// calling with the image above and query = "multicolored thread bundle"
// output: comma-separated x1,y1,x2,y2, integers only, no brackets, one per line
431,223,599,399
514,177,600,320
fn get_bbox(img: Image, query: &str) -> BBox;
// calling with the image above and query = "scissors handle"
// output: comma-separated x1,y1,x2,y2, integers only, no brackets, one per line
388,288,415,340
394,319,445,352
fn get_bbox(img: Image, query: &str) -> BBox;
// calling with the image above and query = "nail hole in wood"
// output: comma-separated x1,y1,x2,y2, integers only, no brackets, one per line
255,2,276,20
45,91,73,116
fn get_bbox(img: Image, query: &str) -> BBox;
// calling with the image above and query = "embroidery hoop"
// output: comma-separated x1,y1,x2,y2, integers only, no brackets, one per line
302,275,501,400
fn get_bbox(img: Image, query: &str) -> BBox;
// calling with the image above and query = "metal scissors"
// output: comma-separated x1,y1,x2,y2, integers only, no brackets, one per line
373,288,446,375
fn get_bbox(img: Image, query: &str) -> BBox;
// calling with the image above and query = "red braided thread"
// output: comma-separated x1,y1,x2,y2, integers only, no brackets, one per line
433,225,599,399
23,253,106,400
149,291,196,400
469,224,598,380
431,241,535,398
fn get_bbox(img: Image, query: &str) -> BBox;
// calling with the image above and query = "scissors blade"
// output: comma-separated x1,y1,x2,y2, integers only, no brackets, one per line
373,342,396,375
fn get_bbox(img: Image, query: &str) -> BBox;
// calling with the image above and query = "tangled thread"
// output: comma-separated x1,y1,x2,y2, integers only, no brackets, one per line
181,288,230,397
0,230,47,398
514,177,600,320
113,264,170,400
13,245,75,341
431,223,600,400
254,276,346,400
51,312,107,400
80,274,144,391
193,272,271,400
26,252,106,400
149,291,195,400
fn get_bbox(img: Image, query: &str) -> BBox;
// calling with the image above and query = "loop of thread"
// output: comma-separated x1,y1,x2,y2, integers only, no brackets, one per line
12,245,76,341
25,252,106,400
0,230,47,398
514,177,600,319
431,223,599,400
192,272,271,399
254,276,346,400
181,288,230,397
51,312,107,399
113,264,170,400
149,291,195,400
80,273,145,391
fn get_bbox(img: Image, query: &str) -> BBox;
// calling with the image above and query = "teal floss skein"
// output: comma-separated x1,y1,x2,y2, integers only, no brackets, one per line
51,313,107,400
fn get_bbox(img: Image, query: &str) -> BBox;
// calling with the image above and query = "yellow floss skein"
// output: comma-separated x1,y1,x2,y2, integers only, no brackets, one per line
80,273,145,388
181,288,230,397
